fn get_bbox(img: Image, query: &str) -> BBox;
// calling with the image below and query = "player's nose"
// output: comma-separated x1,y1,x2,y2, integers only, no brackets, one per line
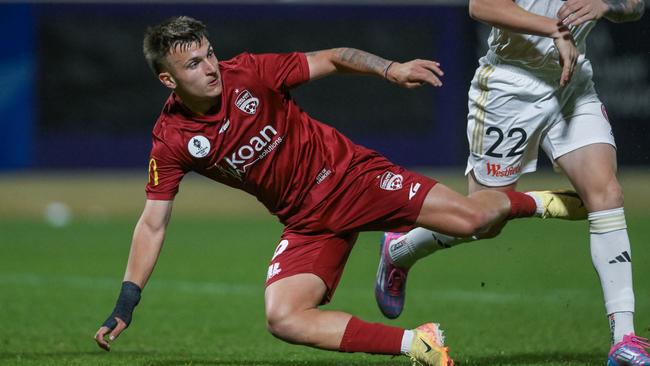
204,60,218,74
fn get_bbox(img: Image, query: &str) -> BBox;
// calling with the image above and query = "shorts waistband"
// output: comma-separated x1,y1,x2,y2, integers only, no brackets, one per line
483,52,561,80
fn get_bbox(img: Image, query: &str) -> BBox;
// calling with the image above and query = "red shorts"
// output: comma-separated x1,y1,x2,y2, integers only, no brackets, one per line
265,152,437,304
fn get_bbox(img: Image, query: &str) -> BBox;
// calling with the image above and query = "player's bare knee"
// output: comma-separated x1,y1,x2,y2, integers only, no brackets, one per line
583,180,624,210
464,210,491,236
265,305,312,344
265,311,299,342
449,210,487,237
604,180,624,207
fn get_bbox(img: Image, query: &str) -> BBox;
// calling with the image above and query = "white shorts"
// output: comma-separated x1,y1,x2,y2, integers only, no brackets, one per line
465,57,616,187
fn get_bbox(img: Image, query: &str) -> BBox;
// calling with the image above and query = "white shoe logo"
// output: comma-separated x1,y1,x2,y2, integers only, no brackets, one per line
409,182,421,200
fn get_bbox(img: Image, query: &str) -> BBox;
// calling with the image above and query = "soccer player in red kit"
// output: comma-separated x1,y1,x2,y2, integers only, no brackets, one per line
94,16,586,366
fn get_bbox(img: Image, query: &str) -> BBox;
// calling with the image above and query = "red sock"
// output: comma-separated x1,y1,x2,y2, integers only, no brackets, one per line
504,191,537,219
339,316,404,354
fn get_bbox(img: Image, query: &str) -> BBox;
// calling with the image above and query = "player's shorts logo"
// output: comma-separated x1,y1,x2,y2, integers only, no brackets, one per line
485,162,521,177
235,89,260,115
379,171,403,191
188,135,211,158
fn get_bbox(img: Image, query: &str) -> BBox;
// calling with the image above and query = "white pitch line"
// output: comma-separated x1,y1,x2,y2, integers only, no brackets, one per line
1,272,629,307
0,273,261,296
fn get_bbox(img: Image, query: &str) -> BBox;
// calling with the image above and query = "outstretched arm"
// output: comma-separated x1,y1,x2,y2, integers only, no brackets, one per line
557,0,645,26
306,48,444,88
123,199,173,287
94,199,173,351
469,0,577,87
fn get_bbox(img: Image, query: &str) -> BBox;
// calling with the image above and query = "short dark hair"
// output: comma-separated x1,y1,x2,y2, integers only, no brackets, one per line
143,16,209,74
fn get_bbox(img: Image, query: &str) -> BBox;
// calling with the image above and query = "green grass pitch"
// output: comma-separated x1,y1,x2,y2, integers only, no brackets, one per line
0,171,648,366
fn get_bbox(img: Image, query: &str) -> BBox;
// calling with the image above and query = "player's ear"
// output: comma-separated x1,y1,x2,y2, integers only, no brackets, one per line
159,72,176,89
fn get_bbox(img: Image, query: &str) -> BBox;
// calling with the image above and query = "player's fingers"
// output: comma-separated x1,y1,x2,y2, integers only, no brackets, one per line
423,65,444,79
557,3,574,20
413,71,442,87
404,81,425,89
565,6,590,25
560,69,569,87
561,55,576,87
94,326,112,351
418,60,444,77
569,10,594,26
108,317,128,341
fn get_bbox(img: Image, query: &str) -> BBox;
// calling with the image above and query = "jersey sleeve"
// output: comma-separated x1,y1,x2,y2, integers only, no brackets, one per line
248,52,310,92
145,142,186,200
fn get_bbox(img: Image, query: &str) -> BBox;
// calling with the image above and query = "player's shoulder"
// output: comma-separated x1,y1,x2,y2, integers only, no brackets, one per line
219,52,257,70
220,51,302,69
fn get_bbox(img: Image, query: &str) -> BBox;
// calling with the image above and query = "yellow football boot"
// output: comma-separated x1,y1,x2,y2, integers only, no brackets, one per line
406,323,454,366
527,190,587,220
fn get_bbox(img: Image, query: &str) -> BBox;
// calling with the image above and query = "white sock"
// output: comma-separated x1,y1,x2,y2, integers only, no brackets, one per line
388,227,473,268
609,312,635,345
400,329,415,354
589,208,635,344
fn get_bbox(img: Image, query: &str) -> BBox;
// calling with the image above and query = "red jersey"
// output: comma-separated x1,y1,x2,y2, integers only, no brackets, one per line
146,52,376,224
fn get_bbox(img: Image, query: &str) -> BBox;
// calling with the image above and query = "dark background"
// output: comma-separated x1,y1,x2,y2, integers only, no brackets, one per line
1,3,648,170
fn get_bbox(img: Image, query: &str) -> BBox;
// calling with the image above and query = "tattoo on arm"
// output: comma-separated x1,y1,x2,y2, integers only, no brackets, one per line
604,0,645,22
334,48,392,76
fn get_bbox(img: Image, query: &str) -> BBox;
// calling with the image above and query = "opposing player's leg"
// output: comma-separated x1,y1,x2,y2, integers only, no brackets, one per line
556,143,647,364
376,63,587,318
265,233,453,365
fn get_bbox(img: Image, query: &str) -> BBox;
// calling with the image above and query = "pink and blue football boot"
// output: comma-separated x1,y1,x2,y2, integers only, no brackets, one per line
375,232,409,319
608,334,650,366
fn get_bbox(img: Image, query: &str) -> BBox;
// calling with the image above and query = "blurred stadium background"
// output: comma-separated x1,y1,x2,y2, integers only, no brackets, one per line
0,1,648,365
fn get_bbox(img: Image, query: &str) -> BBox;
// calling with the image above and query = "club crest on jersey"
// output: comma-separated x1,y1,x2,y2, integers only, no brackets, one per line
379,171,403,191
188,135,210,158
235,89,260,115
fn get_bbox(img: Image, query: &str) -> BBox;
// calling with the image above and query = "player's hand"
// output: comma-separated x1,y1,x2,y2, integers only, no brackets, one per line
557,0,609,27
552,25,578,87
94,316,128,351
93,281,141,351
385,59,444,88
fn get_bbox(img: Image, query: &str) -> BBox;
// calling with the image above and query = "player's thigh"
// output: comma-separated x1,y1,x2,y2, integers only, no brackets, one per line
543,101,619,209
555,143,620,211
415,183,489,237
466,65,555,187
265,273,328,320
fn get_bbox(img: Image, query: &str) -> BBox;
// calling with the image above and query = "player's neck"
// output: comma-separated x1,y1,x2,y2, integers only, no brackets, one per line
179,95,221,116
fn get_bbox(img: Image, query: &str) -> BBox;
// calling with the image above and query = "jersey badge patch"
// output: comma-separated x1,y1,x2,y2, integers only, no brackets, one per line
235,89,260,115
379,171,403,191
188,135,211,158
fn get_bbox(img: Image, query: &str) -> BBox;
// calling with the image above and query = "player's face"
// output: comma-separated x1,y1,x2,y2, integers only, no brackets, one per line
159,38,222,102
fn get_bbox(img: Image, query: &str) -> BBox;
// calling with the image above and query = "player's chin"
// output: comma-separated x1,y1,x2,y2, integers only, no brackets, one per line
205,85,222,97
